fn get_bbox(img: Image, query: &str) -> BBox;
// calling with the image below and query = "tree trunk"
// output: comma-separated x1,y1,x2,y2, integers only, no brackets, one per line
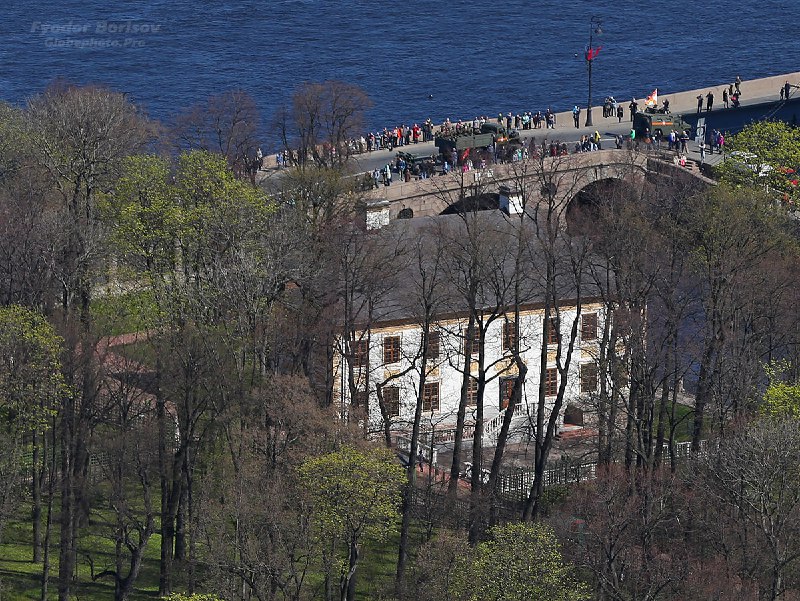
32,429,43,563
487,363,526,527
157,360,173,597
40,417,57,601
693,334,718,453
57,396,76,601
175,475,188,561
342,537,359,601
395,333,429,591
448,313,476,497
468,330,486,544
522,294,553,522
523,291,583,521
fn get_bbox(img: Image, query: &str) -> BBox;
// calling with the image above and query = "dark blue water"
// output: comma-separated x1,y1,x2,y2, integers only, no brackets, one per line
2,0,797,140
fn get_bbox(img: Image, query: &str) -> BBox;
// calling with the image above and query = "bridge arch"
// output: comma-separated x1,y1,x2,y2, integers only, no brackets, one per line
439,192,501,215
565,176,641,236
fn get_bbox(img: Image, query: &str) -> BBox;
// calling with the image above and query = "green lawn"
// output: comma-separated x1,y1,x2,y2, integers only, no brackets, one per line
1,509,429,601
670,402,694,442
0,509,162,600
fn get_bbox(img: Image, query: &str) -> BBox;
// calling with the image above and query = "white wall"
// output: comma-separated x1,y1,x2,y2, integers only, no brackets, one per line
337,304,605,436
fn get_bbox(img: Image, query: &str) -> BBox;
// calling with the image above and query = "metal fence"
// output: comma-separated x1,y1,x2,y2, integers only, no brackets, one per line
495,440,707,501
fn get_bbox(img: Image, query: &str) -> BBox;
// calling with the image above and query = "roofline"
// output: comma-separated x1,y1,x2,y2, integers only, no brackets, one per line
353,296,606,332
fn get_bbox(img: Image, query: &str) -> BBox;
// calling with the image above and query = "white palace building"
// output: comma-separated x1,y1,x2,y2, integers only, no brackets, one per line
332,209,609,450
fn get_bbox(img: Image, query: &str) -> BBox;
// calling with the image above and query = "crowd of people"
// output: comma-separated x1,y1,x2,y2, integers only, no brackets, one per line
267,74,800,175
271,79,778,177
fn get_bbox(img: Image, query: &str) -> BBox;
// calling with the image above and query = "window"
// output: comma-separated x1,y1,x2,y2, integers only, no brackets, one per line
383,386,400,417
463,326,481,356
580,363,598,393
581,313,598,341
546,317,559,345
544,368,558,396
466,377,478,405
422,382,440,412
353,388,369,409
500,378,516,411
502,320,516,351
425,331,440,360
353,339,369,368
383,336,401,364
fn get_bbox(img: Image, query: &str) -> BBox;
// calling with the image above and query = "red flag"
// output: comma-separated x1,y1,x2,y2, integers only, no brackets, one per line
460,148,470,162
585,46,602,61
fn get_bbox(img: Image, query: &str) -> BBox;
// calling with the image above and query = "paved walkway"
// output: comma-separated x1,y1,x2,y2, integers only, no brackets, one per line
259,70,800,179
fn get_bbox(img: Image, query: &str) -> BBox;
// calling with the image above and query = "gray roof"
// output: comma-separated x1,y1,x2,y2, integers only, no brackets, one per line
355,210,604,327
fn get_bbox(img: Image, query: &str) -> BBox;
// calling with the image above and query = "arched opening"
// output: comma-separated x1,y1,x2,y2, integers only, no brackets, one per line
440,192,502,215
565,177,637,236
397,207,414,219
563,403,584,427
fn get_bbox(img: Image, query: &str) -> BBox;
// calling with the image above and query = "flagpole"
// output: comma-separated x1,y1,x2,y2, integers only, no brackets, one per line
585,16,603,127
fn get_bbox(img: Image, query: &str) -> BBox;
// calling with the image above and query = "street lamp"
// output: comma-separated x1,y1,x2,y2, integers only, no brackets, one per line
585,16,603,127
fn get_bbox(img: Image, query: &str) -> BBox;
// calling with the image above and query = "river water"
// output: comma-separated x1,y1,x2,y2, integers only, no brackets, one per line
1,0,797,137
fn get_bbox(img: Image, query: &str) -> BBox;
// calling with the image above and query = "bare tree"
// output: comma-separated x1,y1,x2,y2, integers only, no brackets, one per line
395,221,449,590
27,82,153,317
553,465,690,601
517,150,600,521
173,90,261,182
274,81,372,170
688,186,794,450
88,349,158,601
696,417,800,601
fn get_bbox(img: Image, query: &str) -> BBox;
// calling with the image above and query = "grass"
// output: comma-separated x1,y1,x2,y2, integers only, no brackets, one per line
1,507,430,601
0,508,162,601
669,403,694,442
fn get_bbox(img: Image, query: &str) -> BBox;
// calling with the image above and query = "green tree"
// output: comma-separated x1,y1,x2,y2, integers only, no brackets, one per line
452,522,588,601
762,360,800,418
717,121,800,205
299,446,404,601
0,305,64,556
162,594,224,601
103,154,179,277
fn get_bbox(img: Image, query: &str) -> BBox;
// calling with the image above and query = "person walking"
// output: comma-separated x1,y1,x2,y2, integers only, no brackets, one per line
629,98,638,121
722,89,729,108
572,105,581,128
706,91,714,112
696,94,703,114
617,104,624,122
699,139,706,163
785,80,792,100
735,75,742,95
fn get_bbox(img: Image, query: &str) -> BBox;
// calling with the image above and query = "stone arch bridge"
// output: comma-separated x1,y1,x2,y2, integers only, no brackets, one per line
364,150,707,227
